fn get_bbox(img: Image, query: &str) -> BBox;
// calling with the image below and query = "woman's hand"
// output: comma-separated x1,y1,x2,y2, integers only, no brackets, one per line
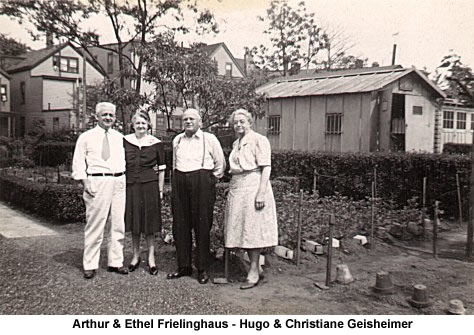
255,191,265,210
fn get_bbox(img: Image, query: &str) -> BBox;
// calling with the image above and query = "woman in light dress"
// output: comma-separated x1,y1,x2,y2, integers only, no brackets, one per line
224,109,278,289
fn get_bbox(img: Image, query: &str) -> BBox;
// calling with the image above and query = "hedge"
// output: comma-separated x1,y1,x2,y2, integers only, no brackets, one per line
443,143,472,155
270,150,471,218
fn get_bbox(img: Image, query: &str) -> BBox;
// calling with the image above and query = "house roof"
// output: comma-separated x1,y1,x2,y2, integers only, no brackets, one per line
0,67,10,79
5,42,106,76
257,66,446,99
201,42,246,78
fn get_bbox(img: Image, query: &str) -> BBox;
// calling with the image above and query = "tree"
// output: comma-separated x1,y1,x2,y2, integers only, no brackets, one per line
0,33,31,56
141,34,266,131
433,52,474,105
251,0,326,76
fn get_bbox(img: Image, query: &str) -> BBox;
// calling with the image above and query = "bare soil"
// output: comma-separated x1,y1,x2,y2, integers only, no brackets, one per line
208,223,474,315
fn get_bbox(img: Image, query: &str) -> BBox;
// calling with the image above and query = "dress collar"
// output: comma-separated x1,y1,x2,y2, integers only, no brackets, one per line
124,133,160,147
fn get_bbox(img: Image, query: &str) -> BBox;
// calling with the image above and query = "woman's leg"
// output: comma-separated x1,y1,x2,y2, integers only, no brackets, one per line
246,248,261,283
130,233,141,264
146,234,156,267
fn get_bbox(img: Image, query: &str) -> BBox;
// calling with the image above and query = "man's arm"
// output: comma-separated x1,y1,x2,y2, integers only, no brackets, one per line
210,135,226,179
71,134,96,197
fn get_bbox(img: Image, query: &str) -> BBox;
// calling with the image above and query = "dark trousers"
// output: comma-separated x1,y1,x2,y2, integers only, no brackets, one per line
172,169,216,271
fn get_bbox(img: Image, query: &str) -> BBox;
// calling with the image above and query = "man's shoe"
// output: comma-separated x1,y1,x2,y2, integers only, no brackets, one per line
107,266,128,275
83,269,96,279
198,270,209,284
167,267,192,279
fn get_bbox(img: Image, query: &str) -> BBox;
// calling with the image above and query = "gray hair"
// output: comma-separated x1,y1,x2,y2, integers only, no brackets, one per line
230,108,253,125
131,110,152,130
183,108,202,121
96,102,116,114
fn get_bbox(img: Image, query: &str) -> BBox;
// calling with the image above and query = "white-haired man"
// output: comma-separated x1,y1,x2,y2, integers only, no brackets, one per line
72,102,128,279
168,108,225,284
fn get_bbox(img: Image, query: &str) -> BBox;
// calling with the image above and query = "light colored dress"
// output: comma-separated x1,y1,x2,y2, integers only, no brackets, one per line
224,130,278,249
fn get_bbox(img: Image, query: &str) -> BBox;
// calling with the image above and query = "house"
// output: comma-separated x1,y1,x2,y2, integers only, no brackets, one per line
439,98,474,150
4,42,106,134
255,65,446,153
0,68,17,137
88,41,247,136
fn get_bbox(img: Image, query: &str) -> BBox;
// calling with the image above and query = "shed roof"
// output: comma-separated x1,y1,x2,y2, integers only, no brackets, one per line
0,67,10,79
257,66,446,99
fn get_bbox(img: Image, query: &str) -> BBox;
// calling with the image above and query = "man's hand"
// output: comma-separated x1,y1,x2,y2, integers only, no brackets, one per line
82,179,96,197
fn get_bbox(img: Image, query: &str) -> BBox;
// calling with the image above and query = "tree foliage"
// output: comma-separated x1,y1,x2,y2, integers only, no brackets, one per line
0,33,31,56
251,0,327,76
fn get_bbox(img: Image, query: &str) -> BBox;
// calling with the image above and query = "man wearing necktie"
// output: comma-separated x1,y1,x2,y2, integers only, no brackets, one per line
72,102,128,279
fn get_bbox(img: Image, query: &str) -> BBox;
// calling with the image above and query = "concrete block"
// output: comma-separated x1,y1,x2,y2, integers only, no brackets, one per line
376,227,387,238
389,222,403,237
274,245,290,258
407,222,421,235
353,235,368,245
305,240,318,252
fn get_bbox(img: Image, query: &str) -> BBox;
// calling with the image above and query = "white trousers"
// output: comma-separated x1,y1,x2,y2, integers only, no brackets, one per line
82,175,126,270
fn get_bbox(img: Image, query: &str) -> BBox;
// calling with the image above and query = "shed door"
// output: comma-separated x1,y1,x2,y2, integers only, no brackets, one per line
405,95,433,152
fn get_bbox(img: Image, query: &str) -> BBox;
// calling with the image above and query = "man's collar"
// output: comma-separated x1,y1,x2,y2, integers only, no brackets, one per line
184,128,202,139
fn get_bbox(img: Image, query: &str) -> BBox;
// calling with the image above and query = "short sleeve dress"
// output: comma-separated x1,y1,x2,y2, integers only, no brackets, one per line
124,134,165,235
224,130,278,249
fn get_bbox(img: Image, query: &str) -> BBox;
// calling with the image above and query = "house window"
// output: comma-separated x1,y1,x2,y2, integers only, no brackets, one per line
457,112,466,129
0,85,7,102
225,63,233,77
174,117,182,129
156,115,165,126
326,113,343,134
107,52,114,74
412,106,423,115
20,81,25,104
443,111,454,129
53,56,79,73
267,116,281,135
53,117,60,131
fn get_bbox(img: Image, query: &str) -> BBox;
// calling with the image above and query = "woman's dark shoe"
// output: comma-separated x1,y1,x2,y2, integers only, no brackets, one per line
197,270,210,284
128,258,141,272
148,261,158,275
240,278,259,290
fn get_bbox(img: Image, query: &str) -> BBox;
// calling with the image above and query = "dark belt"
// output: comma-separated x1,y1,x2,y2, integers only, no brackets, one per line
88,172,125,177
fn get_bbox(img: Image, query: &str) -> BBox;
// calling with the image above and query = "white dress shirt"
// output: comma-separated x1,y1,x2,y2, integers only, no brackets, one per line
173,129,226,178
72,126,126,180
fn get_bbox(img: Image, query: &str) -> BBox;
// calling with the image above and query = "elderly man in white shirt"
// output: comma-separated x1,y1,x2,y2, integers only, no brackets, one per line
72,102,128,279
167,108,225,284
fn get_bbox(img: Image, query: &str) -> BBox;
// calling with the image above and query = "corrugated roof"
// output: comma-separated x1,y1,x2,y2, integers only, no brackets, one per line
257,67,446,98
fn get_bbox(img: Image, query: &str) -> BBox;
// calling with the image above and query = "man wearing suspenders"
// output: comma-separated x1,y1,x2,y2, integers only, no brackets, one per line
167,109,226,284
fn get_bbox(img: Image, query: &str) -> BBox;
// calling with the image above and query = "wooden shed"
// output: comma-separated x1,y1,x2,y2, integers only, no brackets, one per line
255,66,446,153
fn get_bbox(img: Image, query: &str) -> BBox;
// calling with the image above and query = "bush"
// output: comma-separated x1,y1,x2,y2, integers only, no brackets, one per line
33,142,76,167
270,150,470,219
443,143,471,155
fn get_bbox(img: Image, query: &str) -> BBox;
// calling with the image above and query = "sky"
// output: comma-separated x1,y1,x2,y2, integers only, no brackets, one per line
1,0,473,73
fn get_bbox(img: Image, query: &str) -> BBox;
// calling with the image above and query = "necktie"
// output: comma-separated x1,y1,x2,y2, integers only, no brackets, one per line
102,130,110,161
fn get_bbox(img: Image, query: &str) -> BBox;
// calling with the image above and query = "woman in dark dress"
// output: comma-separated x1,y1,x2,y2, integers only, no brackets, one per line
124,110,165,275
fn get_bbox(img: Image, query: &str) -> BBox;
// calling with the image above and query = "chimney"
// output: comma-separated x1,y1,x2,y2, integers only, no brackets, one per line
391,44,397,65
46,33,54,48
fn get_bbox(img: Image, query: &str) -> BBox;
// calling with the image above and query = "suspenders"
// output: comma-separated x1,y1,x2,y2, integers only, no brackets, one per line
176,131,206,168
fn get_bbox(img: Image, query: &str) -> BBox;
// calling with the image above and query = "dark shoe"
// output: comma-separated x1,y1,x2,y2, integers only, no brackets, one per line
147,260,158,275
128,258,141,272
107,266,128,275
167,267,192,279
240,279,259,290
198,270,210,284
83,269,96,279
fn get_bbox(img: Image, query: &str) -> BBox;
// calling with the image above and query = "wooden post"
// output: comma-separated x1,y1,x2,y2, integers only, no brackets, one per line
371,181,375,249
296,189,303,268
313,169,318,194
422,177,427,237
325,214,335,287
433,200,439,259
456,173,463,225
373,166,377,199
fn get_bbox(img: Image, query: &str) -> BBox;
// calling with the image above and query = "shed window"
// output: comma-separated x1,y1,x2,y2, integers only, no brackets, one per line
173,117,182,129
443,111,454,129
326,113,343,134
0,85,7,102
412,106,423,115
457,112,466,129
53,117,60,131
267,116,281,135
53,56,79,73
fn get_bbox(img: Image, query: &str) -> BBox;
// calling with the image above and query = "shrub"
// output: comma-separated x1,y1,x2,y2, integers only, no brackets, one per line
33,141,76,167
443,143,471,155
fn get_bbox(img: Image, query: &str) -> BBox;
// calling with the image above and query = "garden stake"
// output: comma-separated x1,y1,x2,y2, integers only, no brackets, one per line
370,181,375,249
422,177,427,238
313,169,318,193
373,166,377,198
325,214,335,287
456,173,462,225
296,189,303,268
433,201,439,259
